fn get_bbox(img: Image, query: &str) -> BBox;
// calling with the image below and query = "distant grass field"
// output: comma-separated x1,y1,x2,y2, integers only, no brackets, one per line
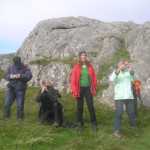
0,87,150,150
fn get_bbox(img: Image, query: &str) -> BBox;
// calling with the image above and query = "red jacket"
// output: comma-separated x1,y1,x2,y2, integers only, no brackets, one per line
70,63,97,98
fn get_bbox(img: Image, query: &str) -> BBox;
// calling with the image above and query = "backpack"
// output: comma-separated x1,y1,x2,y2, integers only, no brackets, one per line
133,80,141,97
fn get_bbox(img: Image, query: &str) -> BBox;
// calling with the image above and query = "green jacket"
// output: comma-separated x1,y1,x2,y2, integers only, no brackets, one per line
109,70,134,100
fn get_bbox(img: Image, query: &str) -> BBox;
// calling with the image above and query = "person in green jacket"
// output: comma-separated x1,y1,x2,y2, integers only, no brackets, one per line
109,60,136,138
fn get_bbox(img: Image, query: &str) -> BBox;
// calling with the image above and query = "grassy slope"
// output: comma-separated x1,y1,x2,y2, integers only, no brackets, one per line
0,87,150,150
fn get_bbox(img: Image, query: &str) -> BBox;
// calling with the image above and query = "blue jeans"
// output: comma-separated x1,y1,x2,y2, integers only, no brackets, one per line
114,99,136,132
4,86,26,119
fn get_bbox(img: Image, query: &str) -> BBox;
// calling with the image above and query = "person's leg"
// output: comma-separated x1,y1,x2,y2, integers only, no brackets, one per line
39,110,50,123
133,98,138,117
126,99,136,127
38,105,47,123
57,103,64,126
76,87,84,127
53,102,63,126
38,104,42,118
85,87,97,127
114,100,124,132
4,87,15,118
16,89,26,119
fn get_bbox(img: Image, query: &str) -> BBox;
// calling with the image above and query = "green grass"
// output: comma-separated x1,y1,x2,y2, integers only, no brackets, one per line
29,57,74,66
0,68,5,80
0,87,150,150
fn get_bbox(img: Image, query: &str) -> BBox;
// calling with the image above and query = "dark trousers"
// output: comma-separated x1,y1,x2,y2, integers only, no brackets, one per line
53,102,63,126
76,87,97,126
4,86,26,119
114,99,136,132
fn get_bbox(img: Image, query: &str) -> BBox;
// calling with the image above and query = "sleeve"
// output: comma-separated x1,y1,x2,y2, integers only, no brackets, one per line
35,90,42,102
69,65,78,97
5,66,11,81
130,71,135,82
20,67,32,82
90,65,97,96
109,71,117,82
91,65,97,89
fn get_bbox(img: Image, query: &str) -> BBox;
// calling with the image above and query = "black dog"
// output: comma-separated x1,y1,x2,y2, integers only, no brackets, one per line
36,86,63,126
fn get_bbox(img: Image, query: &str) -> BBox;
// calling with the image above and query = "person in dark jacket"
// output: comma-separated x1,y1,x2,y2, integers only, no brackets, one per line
36,80,63,126
4,56,32,119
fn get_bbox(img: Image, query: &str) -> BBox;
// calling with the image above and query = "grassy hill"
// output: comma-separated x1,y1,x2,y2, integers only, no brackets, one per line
0,87,150,150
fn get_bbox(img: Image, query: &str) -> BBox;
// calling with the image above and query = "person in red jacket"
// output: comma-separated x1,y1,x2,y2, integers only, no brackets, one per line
70,51,97,132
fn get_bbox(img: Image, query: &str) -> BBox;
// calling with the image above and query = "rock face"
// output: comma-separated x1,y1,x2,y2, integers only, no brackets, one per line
0,17,150,106
17,17,136,64
126,23,150,106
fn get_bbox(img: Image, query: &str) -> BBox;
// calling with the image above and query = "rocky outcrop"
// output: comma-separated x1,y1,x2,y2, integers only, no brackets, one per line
18,17,137,64
0,17,150,106
100,22,150,106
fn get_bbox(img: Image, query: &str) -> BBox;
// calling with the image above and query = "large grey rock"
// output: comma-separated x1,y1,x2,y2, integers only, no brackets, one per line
0,17,150,106
101,22,150,106
17,17,134,64
29,63,70,91
126,23,150,105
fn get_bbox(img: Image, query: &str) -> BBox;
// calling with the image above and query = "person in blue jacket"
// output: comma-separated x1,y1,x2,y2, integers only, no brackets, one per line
4,56,32,120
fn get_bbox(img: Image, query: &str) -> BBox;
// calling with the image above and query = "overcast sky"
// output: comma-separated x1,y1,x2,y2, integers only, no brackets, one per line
0,0,150,54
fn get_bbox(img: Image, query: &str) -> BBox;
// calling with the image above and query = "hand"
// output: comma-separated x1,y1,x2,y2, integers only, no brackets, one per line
115,68,120,74
41,86,48,93
15,74,21,79
10,74,18,79
10,74,15,79
10,74,21,79
127,64,132,71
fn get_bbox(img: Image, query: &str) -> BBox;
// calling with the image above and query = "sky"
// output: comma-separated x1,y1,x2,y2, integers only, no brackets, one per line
0,0,150,54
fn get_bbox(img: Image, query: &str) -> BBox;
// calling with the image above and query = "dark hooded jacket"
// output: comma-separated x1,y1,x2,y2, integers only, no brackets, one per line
5,63,32,90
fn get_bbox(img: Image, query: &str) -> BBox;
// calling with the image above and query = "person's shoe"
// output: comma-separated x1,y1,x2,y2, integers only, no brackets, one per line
113,130,122,139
